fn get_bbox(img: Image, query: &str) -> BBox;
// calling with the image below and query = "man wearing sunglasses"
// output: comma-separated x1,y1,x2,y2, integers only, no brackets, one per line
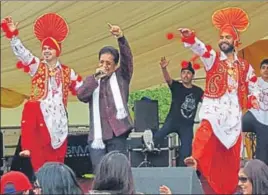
77,23,133,171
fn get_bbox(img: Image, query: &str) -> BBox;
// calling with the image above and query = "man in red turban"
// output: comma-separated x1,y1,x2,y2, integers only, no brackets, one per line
1,13,83,172
177,7,260,194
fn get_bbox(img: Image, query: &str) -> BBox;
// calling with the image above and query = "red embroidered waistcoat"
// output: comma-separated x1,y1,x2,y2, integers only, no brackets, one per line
204,55,249,109
29,63,71,107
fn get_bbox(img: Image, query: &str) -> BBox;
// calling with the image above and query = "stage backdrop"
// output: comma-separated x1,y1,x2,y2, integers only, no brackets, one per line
1,1,268,109
1,101,89,127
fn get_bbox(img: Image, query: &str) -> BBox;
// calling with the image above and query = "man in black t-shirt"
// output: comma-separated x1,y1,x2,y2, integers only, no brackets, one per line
143,57,203,166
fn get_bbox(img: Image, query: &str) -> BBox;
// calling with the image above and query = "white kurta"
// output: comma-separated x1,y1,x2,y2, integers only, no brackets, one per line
249,77,268,126
184,37,260,149
11,37,83,149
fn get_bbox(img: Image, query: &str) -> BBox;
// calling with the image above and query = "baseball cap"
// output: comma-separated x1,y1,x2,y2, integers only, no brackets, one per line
181,61,195,75
0,171,33,194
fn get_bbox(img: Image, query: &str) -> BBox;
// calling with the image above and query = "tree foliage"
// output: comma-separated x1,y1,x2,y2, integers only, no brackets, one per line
128,84,171,123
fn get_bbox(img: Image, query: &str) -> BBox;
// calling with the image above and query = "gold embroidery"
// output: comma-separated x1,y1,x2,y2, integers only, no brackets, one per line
204,61,227,98
237,59,249,109
204,56,249,109
227,68,234,76
207,74,222,94
33,85,40,97
48,67,59,77
30,63,71,106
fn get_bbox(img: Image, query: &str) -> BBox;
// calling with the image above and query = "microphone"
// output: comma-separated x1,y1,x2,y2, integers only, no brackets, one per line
94,70,105,78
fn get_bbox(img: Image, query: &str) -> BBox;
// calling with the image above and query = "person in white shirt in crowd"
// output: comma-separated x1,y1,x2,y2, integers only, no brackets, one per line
242,59,268,165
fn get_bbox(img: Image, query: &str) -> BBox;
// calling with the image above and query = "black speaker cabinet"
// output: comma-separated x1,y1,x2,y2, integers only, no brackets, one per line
132,167,204,194
65,133,93,177
10,134,93,180
134,100,159,132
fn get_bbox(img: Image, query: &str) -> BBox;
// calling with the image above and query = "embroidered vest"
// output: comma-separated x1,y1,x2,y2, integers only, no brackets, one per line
204,55,249,109
29,63,71,107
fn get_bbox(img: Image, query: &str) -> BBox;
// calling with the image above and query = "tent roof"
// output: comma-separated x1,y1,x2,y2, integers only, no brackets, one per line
1,1,268,106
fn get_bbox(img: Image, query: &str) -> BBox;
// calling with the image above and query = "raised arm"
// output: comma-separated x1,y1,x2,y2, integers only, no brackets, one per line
1,16,39,76
117,36,133,82
108,23,133,83
246,65,261,109
178,28,217,71
160,57,172,86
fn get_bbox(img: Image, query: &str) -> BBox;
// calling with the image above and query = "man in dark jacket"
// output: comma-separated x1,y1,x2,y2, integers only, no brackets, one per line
77,23,133,171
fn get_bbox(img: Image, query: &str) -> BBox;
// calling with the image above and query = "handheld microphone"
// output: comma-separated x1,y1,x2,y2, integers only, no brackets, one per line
94,71,104,77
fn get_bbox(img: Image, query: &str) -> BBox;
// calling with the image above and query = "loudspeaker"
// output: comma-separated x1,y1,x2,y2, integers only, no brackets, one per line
65,133,93,177
134,100,159,132
132,167,204,194
10,134,93,180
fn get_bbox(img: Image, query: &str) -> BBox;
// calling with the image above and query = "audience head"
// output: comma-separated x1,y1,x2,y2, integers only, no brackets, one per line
0,171,34,195
92,151,135,194
238,159,268,195
36,162,83,195
260,59,268,81
180,61,195,85
98,46,119,75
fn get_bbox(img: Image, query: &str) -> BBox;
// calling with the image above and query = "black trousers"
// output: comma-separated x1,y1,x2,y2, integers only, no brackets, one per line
88,133,128,173
154,117,194,166
242,111,268,165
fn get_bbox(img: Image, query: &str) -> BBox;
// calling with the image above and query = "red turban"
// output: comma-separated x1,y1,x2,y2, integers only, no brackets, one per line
212,7,249,47
34,13,69,57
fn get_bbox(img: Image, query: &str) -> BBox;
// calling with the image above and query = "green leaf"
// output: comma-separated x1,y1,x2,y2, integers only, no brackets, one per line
128,85,171,123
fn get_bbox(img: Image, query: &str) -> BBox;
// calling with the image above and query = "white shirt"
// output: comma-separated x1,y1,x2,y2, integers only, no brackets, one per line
11,37,83,149
184,37,260,149
249,77,268,126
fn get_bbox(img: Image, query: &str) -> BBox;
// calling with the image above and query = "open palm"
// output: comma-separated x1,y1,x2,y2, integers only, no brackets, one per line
2,16,18,32
160,57,169,69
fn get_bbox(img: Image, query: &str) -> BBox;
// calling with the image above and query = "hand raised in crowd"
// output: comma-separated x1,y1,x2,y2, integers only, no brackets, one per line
108,23,123,38
159,185,172,194
1,16,19,32
160,57,170,69
184,156,197,170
